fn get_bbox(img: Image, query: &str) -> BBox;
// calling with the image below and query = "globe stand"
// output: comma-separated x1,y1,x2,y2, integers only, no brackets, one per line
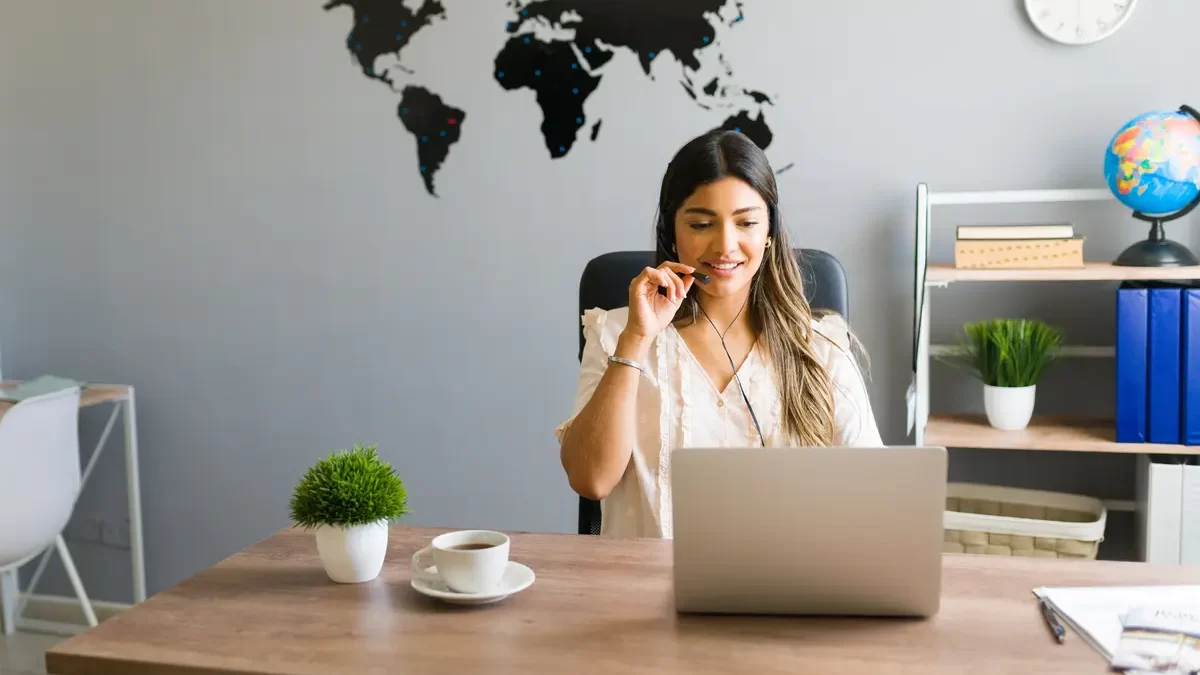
1112,104,1200,268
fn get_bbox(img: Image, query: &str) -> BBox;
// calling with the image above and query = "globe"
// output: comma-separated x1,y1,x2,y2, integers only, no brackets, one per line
1104,108,1200,217
1104,106,1200,266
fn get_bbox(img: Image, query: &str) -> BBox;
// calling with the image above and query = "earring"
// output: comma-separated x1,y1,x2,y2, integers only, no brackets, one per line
765,237,773,248
671,244,677,252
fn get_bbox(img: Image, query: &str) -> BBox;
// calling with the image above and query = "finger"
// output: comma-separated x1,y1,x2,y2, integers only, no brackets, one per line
638,267,670,297
682,276,695,296
664,268,686,301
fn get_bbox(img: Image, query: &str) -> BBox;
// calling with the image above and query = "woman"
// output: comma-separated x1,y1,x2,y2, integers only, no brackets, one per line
555,129,882,539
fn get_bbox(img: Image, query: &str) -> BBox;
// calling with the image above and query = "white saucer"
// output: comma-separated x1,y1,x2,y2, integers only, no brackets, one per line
411,561,535,605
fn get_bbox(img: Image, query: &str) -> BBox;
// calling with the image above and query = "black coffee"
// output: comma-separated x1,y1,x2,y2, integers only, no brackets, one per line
447,542,495,551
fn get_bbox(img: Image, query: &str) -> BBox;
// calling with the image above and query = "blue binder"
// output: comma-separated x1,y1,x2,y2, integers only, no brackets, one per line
1115,284,1148,443
1182,288,1200,445
1148,286,1183,444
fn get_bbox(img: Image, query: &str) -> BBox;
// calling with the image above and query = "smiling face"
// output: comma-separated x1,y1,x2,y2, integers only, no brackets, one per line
672,176,771,299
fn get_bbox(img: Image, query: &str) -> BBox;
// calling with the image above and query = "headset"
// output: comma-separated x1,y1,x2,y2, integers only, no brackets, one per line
655,199,780,447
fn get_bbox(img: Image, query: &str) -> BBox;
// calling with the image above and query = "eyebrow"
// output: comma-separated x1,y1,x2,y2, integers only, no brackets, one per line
682,206,763,216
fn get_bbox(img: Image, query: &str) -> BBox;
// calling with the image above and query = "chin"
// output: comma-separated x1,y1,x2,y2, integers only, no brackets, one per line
697,278,752,297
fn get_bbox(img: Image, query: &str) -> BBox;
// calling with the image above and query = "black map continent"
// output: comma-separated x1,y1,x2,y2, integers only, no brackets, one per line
324,0,445,86
398,86,465,196
494,37,604,159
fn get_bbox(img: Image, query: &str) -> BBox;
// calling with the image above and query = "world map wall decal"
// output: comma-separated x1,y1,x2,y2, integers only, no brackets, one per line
322,0,782,197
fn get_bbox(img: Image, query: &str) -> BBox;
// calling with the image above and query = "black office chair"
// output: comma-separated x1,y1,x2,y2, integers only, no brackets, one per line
572,249,850,535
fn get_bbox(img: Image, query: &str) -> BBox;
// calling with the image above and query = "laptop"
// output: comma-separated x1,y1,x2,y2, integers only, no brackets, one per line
670,445,947,617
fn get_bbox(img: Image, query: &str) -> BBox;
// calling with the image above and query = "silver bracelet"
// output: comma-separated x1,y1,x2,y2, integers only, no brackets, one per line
608,355,646,374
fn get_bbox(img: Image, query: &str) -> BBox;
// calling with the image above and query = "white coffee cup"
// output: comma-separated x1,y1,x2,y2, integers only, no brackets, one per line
411,530,510,594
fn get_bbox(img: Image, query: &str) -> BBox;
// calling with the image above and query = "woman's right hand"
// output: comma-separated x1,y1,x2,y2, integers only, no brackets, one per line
622,261,696,347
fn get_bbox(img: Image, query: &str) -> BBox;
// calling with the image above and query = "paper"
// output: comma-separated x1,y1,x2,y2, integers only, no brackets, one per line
1112,606,1200,673
1033,586,1200,662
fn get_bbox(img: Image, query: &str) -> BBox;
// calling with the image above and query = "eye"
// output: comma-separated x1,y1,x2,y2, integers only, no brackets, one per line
687,221,713,230
738,220,760,228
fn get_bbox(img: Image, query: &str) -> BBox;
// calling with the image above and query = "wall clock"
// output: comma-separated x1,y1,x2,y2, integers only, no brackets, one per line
1024,0,1139,45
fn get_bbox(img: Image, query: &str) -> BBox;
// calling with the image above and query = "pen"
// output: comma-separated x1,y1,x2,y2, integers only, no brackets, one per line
1040,598,1066,644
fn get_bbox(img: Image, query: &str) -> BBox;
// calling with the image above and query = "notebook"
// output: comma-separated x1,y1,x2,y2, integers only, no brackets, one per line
0,375,85,402
1033,585,1200,661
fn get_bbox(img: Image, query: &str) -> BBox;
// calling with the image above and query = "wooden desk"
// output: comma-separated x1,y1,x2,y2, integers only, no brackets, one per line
45,526,1200,675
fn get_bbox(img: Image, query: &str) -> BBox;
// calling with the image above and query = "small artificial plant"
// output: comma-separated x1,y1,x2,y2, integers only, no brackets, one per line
940,318,1063,387
289,444,409,530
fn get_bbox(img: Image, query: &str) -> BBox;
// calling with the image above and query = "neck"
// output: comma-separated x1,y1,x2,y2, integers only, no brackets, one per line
695,287,753,334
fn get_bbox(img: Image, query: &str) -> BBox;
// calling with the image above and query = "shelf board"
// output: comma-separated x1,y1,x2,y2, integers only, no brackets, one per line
926,262,1200,283
924,413,1200,455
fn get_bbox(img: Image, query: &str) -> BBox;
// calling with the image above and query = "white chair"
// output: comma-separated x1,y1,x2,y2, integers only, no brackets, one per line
0,386,96,634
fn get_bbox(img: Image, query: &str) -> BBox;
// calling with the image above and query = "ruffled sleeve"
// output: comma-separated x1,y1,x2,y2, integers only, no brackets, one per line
554,307,627,444
812,314,884,447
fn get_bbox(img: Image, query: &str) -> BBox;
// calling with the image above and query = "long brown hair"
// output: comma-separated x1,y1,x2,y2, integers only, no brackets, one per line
654,130,837,446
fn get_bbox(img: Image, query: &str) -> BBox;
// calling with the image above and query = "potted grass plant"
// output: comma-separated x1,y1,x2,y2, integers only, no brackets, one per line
940,318,1063,431
289,444,409,583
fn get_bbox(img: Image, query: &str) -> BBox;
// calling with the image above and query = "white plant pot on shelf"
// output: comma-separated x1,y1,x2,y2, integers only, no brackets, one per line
314,519,389,583
983,384,1036,431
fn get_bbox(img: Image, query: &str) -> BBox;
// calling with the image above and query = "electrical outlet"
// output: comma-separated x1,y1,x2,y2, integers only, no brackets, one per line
69,516,131,550
99,520,131,550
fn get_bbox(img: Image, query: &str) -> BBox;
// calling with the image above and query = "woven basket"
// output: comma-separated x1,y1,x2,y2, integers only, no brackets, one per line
943,483,1107,559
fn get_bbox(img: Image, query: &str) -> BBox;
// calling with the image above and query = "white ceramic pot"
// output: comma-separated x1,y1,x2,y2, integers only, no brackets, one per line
314,519,389,583
983,384,1036,431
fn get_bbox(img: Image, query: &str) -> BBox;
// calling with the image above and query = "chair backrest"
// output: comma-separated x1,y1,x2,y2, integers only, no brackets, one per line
573,249,849,534
0,386,82,566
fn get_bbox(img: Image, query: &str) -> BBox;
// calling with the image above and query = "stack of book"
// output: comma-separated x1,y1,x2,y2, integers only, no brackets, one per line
954,223,1084,269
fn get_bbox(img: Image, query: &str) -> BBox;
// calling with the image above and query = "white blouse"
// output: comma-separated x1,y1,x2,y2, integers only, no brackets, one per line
555,306,884,539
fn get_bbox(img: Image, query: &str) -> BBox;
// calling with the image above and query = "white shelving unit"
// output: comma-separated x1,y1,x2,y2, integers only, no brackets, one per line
910,183,1200,560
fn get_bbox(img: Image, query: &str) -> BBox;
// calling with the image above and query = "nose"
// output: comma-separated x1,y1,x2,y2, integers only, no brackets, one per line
714,220,739,255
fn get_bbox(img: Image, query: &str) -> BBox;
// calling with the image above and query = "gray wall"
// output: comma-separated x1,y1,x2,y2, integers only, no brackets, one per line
0,0,1196,601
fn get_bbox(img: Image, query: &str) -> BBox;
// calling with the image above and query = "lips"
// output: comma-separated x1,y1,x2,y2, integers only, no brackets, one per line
702,261,744,278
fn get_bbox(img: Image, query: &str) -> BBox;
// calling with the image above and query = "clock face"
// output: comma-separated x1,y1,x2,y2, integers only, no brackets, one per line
1025,0,1139,45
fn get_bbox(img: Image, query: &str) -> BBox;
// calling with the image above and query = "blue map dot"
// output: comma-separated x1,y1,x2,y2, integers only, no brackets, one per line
559,146,565,153
571,63,577,70
497,71,504,78
534,69,541,76
395,32,403,40
733,127,741,132
648,51,656,58
702,36,710,43
401,108,409,115
584,46,592,53
440,130,447,137
576,117,582,124
420,166,427,173
422,136,429,142
521,9,528,15
523,36,530,44
362,15,369,23
400,20,407,27
572,87,579,94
